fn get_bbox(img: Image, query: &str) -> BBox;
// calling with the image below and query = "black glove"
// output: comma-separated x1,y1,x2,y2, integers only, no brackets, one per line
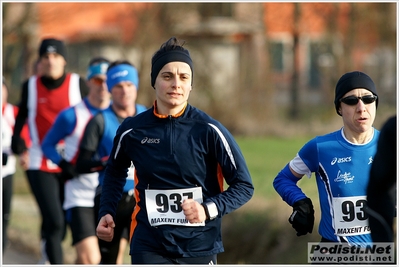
289,197,315,236
2,152,8,166
59,159,78,182
11,135,27,155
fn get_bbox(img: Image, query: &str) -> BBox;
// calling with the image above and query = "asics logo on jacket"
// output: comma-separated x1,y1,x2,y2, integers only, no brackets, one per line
141,137,160,144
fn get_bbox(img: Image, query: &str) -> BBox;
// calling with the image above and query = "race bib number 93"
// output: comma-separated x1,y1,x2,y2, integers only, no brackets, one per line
333,196,370,236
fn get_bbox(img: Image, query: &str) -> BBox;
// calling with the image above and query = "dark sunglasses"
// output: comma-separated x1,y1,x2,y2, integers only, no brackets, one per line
340,95,377,106
91,77,106,86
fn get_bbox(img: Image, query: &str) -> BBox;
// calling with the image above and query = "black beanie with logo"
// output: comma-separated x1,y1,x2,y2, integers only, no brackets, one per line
334,71,378,116
39,38,67,59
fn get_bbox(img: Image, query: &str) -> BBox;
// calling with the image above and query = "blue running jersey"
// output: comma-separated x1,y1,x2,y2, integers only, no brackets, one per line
290,128,380,246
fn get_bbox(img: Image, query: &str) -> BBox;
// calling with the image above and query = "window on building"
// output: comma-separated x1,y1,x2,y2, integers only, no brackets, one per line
269,42,284,72
199,3,233,17
268,39,293,73
308,40,334,90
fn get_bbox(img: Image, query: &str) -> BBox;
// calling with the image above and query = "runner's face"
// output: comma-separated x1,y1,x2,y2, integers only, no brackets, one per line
40,53,66,79
110,81,137,109
88,75,110,102
340,88,376,135
154,62,192,115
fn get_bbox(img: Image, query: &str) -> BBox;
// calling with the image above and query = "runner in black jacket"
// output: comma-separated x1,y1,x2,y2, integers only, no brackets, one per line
96,37,254,265
366,115,396,242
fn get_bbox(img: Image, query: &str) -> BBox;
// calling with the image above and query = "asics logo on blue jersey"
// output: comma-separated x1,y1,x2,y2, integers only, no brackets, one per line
141,137,160,144
331,156,351,165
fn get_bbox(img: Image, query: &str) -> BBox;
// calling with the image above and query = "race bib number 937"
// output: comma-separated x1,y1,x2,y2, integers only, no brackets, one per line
145,187,204,227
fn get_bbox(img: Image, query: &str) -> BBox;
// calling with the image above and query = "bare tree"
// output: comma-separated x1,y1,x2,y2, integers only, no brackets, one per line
3,3,39,95
289,3,301,120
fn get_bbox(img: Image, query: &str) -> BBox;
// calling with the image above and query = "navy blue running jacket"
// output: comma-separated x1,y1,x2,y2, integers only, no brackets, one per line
99,103,254,258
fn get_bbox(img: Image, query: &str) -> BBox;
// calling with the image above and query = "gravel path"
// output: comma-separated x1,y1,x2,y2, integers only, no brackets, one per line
2,245,40,264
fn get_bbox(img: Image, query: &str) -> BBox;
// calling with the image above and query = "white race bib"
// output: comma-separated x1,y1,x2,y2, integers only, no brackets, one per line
145,187,204,227
333,196,370,236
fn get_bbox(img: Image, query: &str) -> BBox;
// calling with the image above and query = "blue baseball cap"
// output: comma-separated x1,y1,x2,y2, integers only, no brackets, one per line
87,62,109,80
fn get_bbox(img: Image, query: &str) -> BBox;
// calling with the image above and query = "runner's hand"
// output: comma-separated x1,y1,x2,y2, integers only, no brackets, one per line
19,151,29,170
182,199,207,223
59,159,78,181
11,135,27,155
96,214,115,242
289,197,314,236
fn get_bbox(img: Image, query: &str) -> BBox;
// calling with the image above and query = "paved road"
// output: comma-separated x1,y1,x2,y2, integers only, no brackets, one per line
2,246,40,265
2,195,47,265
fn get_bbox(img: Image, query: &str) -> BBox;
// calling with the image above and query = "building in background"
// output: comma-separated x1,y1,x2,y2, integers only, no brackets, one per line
2,2,396,134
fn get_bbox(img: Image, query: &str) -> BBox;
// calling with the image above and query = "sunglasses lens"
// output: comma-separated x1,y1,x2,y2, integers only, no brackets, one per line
340,95,377,105
362,95,377,104
341,96,359,105
91,77,105,85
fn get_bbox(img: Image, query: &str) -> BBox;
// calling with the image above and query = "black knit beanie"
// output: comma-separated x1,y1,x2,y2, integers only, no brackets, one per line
334,71,378,116
39,38,67,59
150,39,193,88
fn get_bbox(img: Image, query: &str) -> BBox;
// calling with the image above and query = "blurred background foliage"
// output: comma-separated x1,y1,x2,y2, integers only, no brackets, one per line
2,2,396,135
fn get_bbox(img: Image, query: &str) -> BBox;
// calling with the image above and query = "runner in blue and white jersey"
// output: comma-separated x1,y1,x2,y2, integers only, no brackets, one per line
274,71,380,247
76,60,147,264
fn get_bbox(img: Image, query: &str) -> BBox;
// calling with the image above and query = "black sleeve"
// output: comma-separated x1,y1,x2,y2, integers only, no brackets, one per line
368,116,397,195
367,115,397,242
13,80,29,138
2,153,8,165
79,77,89,98
75,113,106,174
